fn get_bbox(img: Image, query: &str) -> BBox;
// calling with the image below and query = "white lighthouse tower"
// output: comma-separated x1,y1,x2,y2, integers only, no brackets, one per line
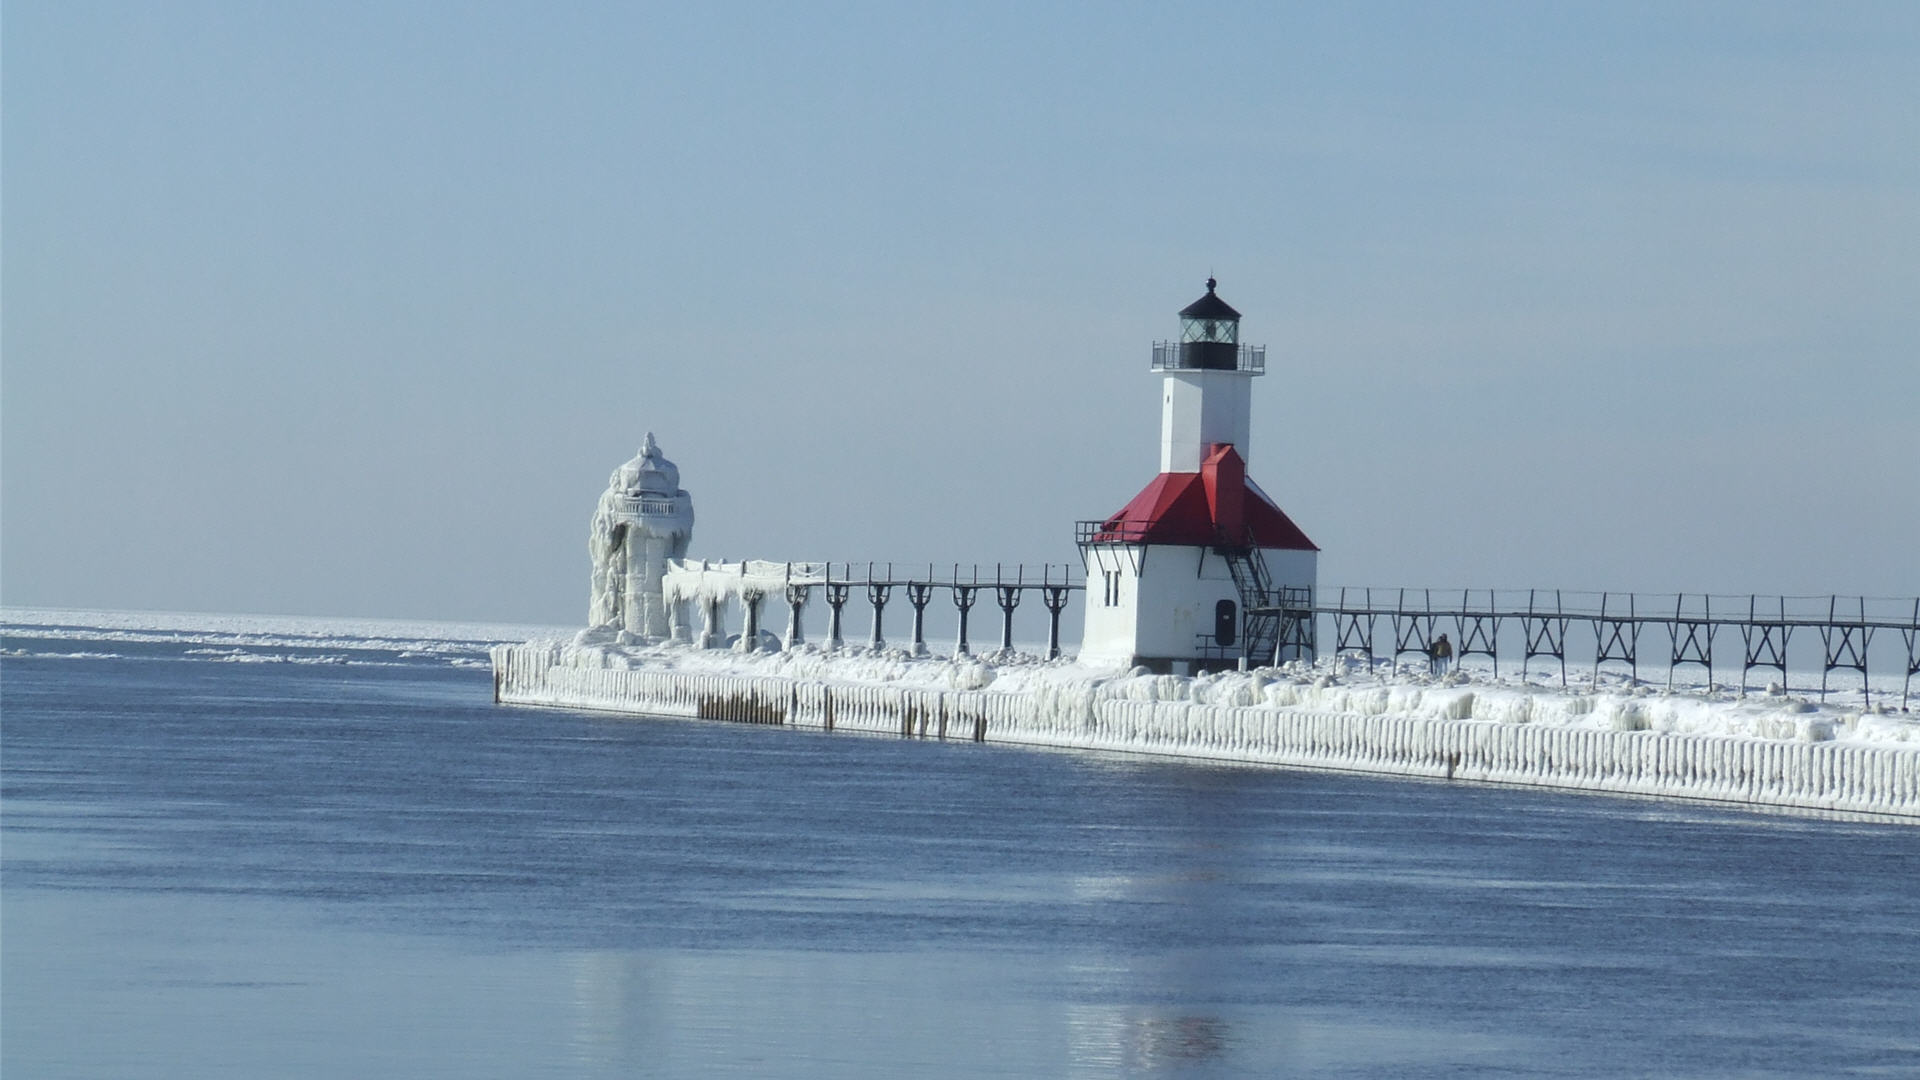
1077,280,1318,672
585,433,695,643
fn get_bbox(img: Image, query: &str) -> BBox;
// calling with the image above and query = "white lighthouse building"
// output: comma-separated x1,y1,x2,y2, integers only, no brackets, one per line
1078,280,1318,672
585,433,695,643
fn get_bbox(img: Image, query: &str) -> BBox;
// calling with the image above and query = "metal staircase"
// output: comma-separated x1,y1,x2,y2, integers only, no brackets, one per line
1217,531,1314,667
1220,546,1280,664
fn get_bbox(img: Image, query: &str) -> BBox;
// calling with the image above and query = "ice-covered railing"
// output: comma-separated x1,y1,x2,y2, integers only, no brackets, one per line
603,494,685,517
661,560,1084,658
1306,588,1920,709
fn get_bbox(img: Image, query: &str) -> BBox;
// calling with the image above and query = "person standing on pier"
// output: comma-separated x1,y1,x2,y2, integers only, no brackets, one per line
1430,633,1454,676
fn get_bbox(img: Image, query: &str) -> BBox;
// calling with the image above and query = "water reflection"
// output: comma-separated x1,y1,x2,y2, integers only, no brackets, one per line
1065,1002,1231,1076
566,952,659,1074
7,651,1920,1079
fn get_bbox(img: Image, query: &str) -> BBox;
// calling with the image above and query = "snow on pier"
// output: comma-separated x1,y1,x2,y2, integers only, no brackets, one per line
491,640,1920,820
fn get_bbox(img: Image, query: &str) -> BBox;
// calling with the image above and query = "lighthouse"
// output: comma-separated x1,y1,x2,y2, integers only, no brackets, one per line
1077,280,1318,672
585,433,695,643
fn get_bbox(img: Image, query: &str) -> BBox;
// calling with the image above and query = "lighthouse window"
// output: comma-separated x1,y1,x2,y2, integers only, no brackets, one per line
1103,570,1122,607
1181,318,1237,345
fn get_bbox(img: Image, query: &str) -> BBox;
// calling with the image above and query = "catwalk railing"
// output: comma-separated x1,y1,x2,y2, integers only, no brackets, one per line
668,560,1084,659
1273,589,1920,709
1150,341,1266,373
664,559,1917,709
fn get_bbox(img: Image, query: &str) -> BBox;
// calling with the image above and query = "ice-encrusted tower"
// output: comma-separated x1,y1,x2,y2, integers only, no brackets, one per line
587,434,694,642
1077,280,1318,672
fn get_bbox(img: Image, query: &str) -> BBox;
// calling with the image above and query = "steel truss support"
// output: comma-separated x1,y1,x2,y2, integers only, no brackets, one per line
1042,586,1073,660
1739,596,1791,696
698,596,725,650
783,584,810,650
1820,596,1874,706
1590,592,1640,687
1391,589,1437,672
864,563,893,651
1330,587,1377,670
1393,614,1436,671
1455,589,1501,677
951,584,978,657
823,581,850,652
906,579,935,657
995,585,1022,656
737,589,764,652
1903,599,1919,712
1334,612,1375,664
1668,595,1716,690
1273,605,1315,666
1522,589,1569,687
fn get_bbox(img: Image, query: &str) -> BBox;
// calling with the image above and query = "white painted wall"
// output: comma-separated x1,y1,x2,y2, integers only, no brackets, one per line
1078,544,1141,666
1079,543,1318,667
1159,370,1255,472
1129,546,1239,660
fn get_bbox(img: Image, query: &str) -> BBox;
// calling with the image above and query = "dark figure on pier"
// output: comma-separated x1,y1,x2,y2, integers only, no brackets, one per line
1430,633,1454,676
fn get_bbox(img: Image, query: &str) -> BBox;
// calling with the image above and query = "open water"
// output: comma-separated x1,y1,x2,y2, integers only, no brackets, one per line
4,617,1918,1078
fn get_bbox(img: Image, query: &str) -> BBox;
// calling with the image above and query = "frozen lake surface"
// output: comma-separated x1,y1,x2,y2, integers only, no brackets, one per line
5,614,1919,1078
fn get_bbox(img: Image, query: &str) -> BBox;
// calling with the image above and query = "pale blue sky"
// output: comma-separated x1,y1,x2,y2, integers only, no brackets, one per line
5,1,1916,624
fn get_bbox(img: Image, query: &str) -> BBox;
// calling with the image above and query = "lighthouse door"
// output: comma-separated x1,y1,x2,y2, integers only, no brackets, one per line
1215,599,1237,648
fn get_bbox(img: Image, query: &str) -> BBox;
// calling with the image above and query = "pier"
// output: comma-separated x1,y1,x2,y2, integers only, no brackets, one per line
1252,589,1920,709
666,559,1917,711
662,560,1084,659
491,641,1920,819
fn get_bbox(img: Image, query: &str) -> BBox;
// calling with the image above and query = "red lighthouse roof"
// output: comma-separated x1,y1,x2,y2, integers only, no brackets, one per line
1092,444,1318,551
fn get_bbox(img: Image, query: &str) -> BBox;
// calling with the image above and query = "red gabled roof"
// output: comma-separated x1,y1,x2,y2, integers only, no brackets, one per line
1092,444,1318,551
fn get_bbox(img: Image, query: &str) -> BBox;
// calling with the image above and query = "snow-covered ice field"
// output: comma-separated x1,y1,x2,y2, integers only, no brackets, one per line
1,607,567,670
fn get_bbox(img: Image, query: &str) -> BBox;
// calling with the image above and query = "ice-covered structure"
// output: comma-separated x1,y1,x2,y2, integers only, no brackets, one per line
490,641,1920,819
661,559,818,651
585,434,694,642
490,294,1917,821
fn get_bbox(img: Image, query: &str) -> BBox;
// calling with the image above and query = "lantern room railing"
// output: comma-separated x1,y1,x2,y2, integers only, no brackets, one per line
1150,341,1266,373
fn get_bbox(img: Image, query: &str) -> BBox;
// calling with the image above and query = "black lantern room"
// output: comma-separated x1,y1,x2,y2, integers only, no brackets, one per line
1177,277,1242,370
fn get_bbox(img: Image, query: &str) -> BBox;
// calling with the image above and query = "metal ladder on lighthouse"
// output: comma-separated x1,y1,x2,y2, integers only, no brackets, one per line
1218,532,1313,667
1219,535,1282,665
